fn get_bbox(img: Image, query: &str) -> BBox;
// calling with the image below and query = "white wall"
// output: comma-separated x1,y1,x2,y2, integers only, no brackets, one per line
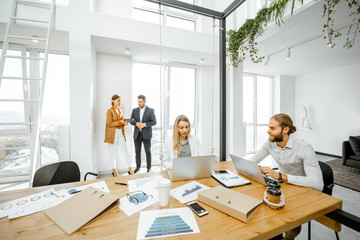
295,63,360,155
96,54,133,172
274,75,295,118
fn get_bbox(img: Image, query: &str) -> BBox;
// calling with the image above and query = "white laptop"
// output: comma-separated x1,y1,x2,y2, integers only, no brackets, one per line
230,154,274,186
167,155,216,181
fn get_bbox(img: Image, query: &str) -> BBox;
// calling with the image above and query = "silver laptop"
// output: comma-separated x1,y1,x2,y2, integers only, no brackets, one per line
230,154,272,186
167,155,216,181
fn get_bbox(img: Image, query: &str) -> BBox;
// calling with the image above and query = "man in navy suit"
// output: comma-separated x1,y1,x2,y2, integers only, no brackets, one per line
130,95,157,173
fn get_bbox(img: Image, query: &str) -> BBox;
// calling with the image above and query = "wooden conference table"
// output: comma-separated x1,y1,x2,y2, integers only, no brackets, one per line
0,161,342,240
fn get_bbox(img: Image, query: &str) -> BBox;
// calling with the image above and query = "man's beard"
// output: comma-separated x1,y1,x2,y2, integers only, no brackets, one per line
269,131,284,142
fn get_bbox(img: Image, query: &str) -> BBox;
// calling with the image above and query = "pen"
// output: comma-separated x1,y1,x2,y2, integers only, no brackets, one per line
51,191,60,198
115,182,128,186
70,190,81,194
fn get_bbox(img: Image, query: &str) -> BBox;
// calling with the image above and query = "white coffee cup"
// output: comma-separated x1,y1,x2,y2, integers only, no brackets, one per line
157,178,171,207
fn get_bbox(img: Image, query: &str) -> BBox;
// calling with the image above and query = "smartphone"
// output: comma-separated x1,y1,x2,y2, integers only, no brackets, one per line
213,170,228,174
187,201,208,217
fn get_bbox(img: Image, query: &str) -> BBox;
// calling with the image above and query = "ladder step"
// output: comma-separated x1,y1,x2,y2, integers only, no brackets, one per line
8,35,47,41
11,16,49,24
0,99,39,102
0,146,31,151
3,154,30,161
5,55,44,60
0,76,41,81
16,1,52,8
0,122,37,125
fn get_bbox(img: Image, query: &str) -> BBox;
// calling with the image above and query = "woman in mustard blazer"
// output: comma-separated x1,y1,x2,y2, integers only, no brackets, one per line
104,95,133,176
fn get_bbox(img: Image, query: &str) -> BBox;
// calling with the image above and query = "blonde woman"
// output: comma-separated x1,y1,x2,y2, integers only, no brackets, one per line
104,95,133,177
162,115,204,170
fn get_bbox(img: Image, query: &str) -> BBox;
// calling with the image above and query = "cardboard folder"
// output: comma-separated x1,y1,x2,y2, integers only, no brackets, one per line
198,186,263,223
44,186,119,235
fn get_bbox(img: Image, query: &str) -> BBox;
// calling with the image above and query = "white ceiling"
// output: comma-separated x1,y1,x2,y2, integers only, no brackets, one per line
242,0,360,76
92,36,216,67
1,0,359,76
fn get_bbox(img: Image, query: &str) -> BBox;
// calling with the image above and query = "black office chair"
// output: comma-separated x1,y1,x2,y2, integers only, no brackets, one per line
308,161,339,240
32,161,98,187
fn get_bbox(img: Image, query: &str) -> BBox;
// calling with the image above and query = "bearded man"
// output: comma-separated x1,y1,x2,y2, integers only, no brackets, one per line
250,113,324,240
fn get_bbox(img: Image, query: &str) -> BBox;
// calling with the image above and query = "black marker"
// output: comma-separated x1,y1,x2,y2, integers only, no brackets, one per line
115,182,128,186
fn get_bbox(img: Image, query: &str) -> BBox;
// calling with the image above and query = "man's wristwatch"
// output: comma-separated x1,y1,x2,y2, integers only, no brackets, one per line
278,172,284,183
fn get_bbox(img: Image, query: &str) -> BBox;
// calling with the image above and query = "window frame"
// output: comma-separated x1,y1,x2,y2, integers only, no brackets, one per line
243,73,274,154
132,0,198,31
0,46,70,183
0,46,31,136
132,60,199,141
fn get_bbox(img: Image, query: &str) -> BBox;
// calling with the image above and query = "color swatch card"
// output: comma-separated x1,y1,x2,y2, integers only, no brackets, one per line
0,188,69,219
136,207,200,239
170,181,210,204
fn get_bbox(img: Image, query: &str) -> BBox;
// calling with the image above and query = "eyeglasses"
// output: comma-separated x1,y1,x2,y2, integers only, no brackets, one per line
126,190,153,205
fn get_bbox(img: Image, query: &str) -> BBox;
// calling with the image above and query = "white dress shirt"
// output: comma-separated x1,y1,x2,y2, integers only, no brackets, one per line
250,135,324,191
162,135,204,170
140,106,146,122
139,106,146,131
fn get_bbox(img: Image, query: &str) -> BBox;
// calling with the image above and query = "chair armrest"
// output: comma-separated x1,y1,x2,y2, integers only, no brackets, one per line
342,141,354,165
84,172,98,181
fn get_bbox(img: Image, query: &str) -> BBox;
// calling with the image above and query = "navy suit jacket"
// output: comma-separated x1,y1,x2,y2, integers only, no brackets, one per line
130,106,157,139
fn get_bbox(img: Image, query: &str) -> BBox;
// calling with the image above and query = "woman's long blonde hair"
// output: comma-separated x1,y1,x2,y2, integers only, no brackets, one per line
173,115,191,157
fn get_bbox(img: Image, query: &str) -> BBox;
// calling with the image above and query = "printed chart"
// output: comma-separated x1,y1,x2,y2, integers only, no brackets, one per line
137,207,200,239
171,181,210,204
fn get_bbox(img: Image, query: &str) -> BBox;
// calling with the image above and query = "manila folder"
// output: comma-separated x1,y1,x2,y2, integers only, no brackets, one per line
198,185,263,223
44,186,119,235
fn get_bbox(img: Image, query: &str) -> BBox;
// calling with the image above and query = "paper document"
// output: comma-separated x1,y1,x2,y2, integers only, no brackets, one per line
128,176,163,192
120,188,158,216
212,170,251,188
0,188,70,219
170,181,210,204
136,207,200,239
66,180,110,194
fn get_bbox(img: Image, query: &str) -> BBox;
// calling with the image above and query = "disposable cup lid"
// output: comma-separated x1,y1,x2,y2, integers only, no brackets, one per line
158,178,171,187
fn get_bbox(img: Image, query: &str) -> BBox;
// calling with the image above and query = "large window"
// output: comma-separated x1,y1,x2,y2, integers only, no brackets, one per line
0,48,70,180
132,62,197,165
243,74,273,153
132,0,197,31
40,53,70,166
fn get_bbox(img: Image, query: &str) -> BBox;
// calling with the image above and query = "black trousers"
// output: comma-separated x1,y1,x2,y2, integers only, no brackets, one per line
134,132,151,170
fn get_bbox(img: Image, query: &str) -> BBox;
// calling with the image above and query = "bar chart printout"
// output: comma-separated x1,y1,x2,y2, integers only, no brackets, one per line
136,208,200,239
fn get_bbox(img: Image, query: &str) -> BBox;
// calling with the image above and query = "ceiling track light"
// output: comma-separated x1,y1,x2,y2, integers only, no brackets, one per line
125,48,130,55
264,56,270,66
327,36,332,47
32,35,39,43
286,48,291,60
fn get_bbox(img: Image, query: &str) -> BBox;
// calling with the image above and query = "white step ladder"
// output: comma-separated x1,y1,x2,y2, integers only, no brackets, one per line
0,0,56,185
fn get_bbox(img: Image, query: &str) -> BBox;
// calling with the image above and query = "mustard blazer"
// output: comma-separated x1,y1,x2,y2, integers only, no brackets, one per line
104,107,126,144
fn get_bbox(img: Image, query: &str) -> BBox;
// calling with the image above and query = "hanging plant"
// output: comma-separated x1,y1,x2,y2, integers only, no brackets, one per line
227,0,299,67
227,0,360,67
323,0,360,48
